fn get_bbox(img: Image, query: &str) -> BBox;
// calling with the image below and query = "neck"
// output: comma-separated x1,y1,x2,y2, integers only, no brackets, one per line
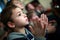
14,27,26,34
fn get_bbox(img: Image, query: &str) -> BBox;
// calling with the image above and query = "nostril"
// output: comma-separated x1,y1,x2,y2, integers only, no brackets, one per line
24,15,27,18
24,15,25,17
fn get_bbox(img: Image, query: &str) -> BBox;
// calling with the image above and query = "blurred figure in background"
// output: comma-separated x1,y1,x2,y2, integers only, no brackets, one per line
6,0,24,9
30,0,45,17
46,0,60,40
25,3,35,12
0,14,7,40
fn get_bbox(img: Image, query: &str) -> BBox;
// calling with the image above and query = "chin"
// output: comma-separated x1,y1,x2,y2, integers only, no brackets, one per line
26,22,29,25
24,22,29,26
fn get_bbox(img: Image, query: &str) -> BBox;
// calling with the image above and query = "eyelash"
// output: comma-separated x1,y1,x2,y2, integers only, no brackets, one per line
18,14,21,16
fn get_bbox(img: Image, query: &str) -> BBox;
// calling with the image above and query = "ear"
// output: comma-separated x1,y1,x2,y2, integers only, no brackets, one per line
7,22,15,28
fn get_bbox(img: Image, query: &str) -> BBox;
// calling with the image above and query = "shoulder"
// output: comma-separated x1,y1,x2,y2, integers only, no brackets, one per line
13,38,27,40
7,32,26,40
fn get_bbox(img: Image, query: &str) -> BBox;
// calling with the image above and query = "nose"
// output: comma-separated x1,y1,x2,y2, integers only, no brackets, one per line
23,13,27,18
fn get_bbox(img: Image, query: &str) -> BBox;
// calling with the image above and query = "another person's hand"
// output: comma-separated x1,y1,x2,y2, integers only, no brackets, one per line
29,14,48,37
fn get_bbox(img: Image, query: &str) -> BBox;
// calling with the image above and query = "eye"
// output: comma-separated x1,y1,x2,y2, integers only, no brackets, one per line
21,9,23,10
18,14,21,16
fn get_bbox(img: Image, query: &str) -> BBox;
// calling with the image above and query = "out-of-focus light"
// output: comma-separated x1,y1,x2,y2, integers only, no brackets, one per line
0,7,2,13
55,5,60,8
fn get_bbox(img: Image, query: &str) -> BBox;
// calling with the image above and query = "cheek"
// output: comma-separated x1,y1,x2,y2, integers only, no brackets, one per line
13,17,28,26
14,17,25,23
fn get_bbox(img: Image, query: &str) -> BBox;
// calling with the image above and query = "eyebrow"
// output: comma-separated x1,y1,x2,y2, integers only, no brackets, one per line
17,11,21,13
17,6,24,10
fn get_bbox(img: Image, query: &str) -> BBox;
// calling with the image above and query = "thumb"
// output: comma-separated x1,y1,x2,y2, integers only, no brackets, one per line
29,26,35,34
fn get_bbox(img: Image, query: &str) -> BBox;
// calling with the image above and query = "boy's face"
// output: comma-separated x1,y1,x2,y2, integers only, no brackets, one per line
11,7,29,27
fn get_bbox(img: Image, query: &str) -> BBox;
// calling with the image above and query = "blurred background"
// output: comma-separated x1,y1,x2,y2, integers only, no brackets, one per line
0,0,52,13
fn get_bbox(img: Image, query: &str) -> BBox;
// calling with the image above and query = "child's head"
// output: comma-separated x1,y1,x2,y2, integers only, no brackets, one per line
1,4,29,31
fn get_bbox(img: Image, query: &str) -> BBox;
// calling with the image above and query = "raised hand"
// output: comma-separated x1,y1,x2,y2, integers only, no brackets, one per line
29,14,48,37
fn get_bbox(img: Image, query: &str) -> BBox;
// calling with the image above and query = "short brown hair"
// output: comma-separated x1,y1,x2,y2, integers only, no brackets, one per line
1,4,18,31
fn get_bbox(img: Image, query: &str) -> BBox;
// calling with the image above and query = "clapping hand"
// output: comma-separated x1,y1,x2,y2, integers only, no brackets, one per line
29,14,48,37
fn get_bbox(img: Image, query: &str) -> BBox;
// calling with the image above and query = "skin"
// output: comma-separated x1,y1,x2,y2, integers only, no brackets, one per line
12,0,24,9
7,1,48,37
29,13,48,37
27,3,35,11
8,7,29,34
8,7,48,37
11,7,29,27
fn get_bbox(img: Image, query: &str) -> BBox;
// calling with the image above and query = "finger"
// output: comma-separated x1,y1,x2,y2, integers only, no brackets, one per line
44,15,48,23
36,18,42,29
41,14,45,29
44,15,48,28
41,14,48,28
29,26,35,34
32,17,38,29
40,18,44,29
41,14,45,21
32,17,42,32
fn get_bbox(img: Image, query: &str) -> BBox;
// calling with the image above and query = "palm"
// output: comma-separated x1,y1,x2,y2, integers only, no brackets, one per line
29,14,48,37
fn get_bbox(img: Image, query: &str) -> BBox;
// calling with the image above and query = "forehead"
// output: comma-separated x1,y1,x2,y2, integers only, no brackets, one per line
11,7,22,18
12,7,22,14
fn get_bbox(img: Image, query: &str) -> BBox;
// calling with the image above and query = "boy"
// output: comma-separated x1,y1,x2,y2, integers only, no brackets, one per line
1,4,48,40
